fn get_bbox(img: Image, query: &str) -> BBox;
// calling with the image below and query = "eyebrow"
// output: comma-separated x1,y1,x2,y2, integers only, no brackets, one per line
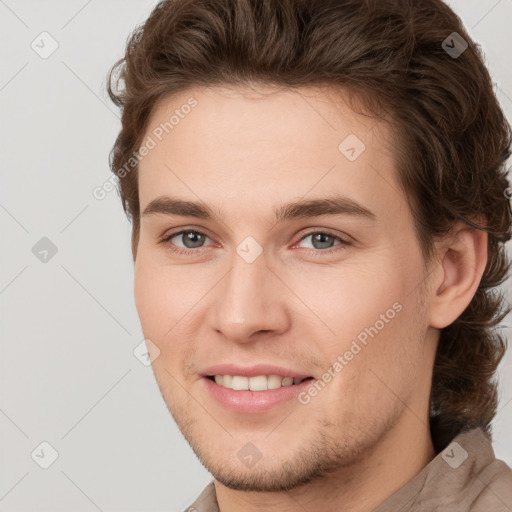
141,194,377,224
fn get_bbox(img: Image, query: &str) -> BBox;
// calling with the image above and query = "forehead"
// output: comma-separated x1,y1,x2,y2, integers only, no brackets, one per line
137,84,406,223
145,83,392,152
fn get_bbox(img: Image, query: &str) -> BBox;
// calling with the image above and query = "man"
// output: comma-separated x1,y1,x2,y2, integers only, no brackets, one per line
107,0,512,510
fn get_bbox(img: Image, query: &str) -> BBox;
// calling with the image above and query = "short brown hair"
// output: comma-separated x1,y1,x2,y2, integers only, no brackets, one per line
107,0,512,450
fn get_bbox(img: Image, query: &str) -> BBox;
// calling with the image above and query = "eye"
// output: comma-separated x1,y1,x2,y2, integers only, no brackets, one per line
294,230,352,254
160,229,213,255
160,228,352,256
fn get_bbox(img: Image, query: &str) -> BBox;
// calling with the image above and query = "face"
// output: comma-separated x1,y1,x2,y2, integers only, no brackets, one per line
134,85,435,492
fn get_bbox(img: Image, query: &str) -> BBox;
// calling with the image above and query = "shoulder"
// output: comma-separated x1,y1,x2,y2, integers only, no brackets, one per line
468,457,512,511
376,427,512,512
433,428,512,511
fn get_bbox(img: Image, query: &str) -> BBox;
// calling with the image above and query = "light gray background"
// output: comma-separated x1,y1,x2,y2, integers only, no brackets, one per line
1,1,511,510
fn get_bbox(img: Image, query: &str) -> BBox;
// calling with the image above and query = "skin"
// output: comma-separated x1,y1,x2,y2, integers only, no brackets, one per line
133,84,488,512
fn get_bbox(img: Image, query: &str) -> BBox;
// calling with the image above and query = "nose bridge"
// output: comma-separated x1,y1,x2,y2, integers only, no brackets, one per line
212,249,287,342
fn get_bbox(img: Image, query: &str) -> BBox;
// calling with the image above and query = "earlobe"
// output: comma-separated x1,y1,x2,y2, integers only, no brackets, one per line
429,222,488,329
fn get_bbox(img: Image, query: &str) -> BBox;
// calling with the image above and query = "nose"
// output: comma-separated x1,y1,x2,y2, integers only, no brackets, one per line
210,254,290,344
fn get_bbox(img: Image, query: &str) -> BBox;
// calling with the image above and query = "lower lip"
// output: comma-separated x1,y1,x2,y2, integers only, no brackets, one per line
202,377,315,413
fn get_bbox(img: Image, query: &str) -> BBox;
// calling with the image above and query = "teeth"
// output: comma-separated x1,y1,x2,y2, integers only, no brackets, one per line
232,376,249,390
212,374,308,391
249,375,267,391
267,375,283,390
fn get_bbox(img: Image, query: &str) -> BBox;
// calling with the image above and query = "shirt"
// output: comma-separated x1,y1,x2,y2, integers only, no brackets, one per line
184,427,512,511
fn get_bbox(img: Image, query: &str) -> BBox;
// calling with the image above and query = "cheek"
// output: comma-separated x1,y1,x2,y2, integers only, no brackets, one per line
294,263,405,342
299,258,423,396
134,256,177,340
134,255,211,347
134,258,155,329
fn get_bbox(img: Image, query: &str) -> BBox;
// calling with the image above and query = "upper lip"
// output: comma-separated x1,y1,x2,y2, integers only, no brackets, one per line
201,363,314,379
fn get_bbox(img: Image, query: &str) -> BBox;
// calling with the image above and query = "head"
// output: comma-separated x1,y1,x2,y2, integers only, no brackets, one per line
107,0,512,492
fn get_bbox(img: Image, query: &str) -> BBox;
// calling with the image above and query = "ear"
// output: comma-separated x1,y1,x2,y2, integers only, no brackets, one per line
429,219,488,329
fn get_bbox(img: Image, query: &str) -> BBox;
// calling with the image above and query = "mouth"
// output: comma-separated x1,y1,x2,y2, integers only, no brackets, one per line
199,364,317,413
206,374,315,391
203,374,317,413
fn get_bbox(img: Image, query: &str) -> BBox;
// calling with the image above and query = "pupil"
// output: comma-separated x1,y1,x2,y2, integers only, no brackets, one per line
184,231,204,248
313,233,333,249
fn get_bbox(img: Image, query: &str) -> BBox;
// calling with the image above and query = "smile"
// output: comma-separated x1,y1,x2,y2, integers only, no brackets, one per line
208,374,313,391
203,375,316,413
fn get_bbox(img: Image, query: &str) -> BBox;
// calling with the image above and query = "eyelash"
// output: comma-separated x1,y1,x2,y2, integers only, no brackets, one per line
159,229,352,256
